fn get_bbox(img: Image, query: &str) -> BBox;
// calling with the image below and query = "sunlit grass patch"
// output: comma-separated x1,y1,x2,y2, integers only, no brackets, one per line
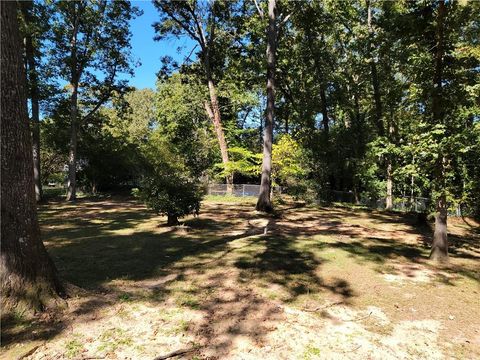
97,328,132,353
204,194,257,203
64,335,84,358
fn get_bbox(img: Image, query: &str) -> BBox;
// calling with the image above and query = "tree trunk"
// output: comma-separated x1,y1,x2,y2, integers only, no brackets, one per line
1,1,64,313
21,1,42,202
320,87,329,135
203,82,232,194
367,0,383,137
385,161,393,210
304,26,329,136
430,1,448,261
66,4,80,202
431,194,448,261
256,0,276,213
167,214,179,226
66,84,78,201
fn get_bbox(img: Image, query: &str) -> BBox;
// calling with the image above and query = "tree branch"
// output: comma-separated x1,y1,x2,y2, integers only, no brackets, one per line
157,2,202,45
253,0,264,19
185,2,207,50
81,66,118,123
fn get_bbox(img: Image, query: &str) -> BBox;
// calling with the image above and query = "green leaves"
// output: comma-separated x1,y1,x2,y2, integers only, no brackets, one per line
135,135,203,221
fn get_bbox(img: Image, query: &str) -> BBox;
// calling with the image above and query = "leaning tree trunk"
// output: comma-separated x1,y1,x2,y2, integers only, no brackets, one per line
430,0,448,261
21,0,42,202
256,0,276,213
1,1,64,313
204,72,233,194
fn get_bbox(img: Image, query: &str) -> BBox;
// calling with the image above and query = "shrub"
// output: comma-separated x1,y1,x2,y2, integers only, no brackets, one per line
136,174,202,225
135,134,203,225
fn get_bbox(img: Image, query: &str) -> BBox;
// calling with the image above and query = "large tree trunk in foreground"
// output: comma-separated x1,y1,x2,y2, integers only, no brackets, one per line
1,1,64,313
430,1,448,261
21,0,42,202
256,0,276,213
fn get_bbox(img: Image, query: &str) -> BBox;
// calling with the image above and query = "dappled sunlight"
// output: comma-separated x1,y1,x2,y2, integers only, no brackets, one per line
3,198,479,359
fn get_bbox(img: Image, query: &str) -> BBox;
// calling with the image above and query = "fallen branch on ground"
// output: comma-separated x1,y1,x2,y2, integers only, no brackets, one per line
343,311,372,322
153,347,200,360
18,344,43,359
302,301,344,312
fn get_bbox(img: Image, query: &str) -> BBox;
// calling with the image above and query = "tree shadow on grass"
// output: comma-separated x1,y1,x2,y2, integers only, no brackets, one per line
13,198,478,358
327,237,426,264
234,233,354,302
5,199,356,358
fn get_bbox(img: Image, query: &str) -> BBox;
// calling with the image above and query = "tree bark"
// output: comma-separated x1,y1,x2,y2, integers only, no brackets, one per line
385,162,393,210
320,86,329,134
305,27,329,136
66,6,80,202
430,0,448,261
21,1,42,202
203,83,232,194
1,1,64,313
367,0,383,137
167,214,179,226
256,0,276,212
66,83,78,201
431,194,448,261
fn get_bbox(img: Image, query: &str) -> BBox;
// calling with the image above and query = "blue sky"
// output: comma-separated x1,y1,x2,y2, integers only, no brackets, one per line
128,1,196,90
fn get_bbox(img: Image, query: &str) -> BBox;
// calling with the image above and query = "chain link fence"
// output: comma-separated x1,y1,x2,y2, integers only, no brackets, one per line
325,190,462,216
207,184,464,217
207,184,282,197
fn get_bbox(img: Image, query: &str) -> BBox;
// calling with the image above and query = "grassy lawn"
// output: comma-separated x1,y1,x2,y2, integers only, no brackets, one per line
1,197,479,359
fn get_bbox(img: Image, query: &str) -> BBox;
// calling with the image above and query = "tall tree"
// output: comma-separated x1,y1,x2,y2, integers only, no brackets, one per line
256,0,277,212
48,1,137,201
153,0,234,191
366,0,398,211
1,1,64,312
430,0,448,261
19,0,45,202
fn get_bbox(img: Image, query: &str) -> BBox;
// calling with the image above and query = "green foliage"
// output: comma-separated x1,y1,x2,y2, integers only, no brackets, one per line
272,135,307,186
134,134,203,224
156,73,217,177
272,135,310,199
105,89,156,143
34,0,480,220
216,146,262,179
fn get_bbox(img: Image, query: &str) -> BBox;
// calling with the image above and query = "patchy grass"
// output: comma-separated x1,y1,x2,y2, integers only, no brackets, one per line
1,196,479,359
204,194,257,203
64,338,83,358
